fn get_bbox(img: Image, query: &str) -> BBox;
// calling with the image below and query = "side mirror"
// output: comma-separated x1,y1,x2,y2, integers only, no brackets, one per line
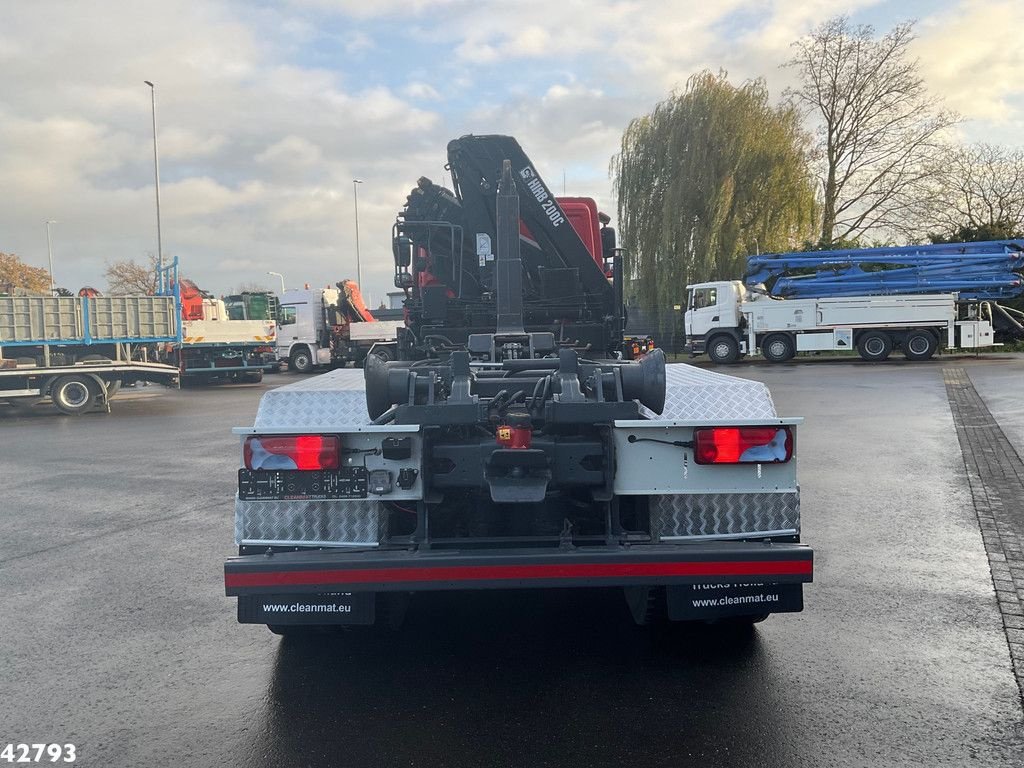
392,236,413,268
394,272,414,289
600,225,617,258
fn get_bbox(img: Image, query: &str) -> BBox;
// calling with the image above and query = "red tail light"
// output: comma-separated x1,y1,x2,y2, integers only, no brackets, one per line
244,435,340,470
693,427,793,464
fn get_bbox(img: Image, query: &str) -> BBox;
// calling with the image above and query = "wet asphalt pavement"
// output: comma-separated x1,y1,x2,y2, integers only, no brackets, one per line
2,358,1024,767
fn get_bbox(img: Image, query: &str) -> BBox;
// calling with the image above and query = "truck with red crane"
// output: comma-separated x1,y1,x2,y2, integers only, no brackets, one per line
224,136,812,634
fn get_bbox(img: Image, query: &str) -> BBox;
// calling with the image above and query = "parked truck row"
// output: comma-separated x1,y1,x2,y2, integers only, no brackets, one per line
0,259,424,413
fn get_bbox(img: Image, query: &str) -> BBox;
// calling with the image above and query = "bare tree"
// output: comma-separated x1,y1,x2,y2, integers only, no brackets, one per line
909,143,1024,242
787,17,958,246
105,254,159,295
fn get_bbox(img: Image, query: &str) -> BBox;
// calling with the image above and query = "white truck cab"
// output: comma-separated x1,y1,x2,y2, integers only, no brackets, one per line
684,281,746,362
276,288,339,372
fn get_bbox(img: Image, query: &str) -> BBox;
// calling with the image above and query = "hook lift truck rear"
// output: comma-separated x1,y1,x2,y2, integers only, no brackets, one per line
224,136,812,634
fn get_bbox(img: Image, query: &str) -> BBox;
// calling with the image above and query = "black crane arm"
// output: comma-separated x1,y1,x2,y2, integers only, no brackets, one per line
445,135,613,301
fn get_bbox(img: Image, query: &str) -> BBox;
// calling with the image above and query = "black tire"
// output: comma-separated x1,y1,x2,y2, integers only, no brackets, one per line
857,331,892,362
706,335,740,365
243,371,264,383
761,333,795,363
51,374,98,415
371,346,394,363
290,347,314,374
903,330,937,361
104,380,122,399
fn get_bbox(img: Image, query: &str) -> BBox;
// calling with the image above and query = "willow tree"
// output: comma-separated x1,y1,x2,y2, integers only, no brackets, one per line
612,71,818,325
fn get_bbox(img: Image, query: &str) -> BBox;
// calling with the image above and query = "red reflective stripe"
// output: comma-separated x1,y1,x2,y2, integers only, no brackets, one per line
225,559,812,589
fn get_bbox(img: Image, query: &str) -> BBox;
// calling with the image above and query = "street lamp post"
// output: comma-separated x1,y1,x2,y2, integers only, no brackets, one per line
144,80,164,274
352,178,363,286
45,220,57,294
267,271,286,294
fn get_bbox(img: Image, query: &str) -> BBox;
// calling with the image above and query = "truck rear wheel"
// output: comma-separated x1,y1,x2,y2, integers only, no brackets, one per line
761,334,795,363
51,374,98,415
903,330,937,361
857,331,892,362
706,335,739,365
290,347,313,374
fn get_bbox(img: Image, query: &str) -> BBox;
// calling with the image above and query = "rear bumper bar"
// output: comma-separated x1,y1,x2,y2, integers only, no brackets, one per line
224,541,813,595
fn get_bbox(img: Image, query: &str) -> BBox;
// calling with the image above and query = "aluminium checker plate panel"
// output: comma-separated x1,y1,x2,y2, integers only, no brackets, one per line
235,498,388,547
640,364,779,421
238,369,402,547
649,491,800,540
253,368,371,429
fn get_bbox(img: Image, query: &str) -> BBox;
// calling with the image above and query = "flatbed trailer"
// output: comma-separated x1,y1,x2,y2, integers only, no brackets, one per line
0,293,180,414
169,319,278,383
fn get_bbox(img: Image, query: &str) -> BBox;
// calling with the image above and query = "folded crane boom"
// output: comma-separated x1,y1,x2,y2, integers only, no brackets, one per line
746,240,1024,300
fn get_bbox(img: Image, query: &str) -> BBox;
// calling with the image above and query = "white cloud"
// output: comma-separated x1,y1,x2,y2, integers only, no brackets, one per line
344,31,375,54
915,0,1024,130
403,82,442,100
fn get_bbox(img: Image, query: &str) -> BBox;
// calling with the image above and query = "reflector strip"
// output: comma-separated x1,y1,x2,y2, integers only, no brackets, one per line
225,559,812,589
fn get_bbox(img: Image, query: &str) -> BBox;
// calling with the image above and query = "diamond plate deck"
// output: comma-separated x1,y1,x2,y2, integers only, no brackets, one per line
254,369,370,429
642,364,778,420
650,491,800,540
235,497,388,546
253,364,777,428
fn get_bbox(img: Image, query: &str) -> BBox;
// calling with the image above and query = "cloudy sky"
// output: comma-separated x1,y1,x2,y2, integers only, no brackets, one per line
2,0,1022,302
